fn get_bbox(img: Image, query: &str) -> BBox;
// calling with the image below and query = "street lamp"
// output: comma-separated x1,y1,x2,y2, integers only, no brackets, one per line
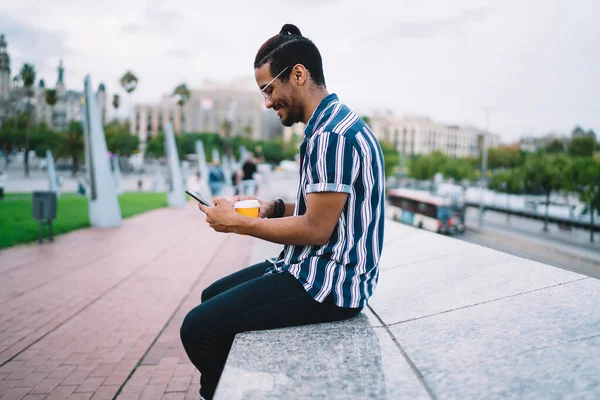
478,133,488,229
478,108,492,229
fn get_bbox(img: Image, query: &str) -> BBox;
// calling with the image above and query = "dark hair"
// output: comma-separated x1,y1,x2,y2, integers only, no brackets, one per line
254,24,326,87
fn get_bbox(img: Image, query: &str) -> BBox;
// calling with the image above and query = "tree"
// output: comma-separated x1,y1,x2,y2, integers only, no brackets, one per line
19,63,36,177
568,136,595,157
119,71,138,123
544,139,566,154
220,120,233,158
442,158,475,181
522,155,570,231
112,94,120,113
58,120,84,176
489,169,524,221
145,132,166,158
104,121,139,157
0,116,24,167
29,123,61,158
487,146,523,169
572,126,586,137
44,89,58,127
568,158,600,242
119,71,138,94
172,83,190,134
220,120,232,138
377,140,400,179
243,125,253,139
409,151,448,180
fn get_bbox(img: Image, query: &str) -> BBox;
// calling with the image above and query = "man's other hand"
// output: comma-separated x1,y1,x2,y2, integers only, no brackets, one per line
231,195,273,218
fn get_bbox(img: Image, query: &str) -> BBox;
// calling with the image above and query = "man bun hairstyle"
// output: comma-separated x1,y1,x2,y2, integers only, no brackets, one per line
279,24,302,36
254,23,326,87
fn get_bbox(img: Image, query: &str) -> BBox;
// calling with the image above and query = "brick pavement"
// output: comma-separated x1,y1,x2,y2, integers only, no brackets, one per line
0,201,255,400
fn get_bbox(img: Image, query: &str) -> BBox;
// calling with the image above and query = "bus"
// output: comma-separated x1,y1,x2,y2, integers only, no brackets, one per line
387,188,466,235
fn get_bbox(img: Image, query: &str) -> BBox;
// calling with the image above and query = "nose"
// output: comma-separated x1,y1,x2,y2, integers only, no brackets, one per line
264,95,273,109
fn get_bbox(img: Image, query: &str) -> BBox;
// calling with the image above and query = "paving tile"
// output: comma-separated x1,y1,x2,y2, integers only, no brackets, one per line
74,378,105,393
66,394,92,400
45,385,77,400
10,373,48,388
0,387,33,400
89,385,120,400
29,378,62,395
138,384,167,400
21,394,47,400
61,370,90,386
162,393,186,400
0,205,257,399
165,376,192,393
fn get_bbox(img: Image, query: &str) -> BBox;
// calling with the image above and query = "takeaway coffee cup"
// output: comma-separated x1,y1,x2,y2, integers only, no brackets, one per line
233,199,260,218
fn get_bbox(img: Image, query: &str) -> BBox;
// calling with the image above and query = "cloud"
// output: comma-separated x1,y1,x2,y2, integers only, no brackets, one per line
278,0,340,4
121,0,183,35
164,49,191,60
0,14,72,75
120,23,142,34
370,7,493,40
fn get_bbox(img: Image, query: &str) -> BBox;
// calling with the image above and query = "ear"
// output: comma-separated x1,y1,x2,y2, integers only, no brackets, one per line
292,64,308,86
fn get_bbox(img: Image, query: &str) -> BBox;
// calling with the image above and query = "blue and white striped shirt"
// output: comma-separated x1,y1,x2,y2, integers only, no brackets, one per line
272,94,386,308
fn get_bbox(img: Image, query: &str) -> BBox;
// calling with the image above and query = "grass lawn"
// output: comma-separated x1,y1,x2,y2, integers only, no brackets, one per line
0,192,167,250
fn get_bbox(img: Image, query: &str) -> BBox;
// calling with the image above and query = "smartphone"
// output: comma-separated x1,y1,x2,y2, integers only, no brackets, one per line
185,190,213,207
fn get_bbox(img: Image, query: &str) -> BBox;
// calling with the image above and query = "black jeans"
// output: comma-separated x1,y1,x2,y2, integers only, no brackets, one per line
180,261,363,399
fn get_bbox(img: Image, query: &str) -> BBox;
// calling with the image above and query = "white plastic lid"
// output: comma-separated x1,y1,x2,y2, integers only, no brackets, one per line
234,200,260,209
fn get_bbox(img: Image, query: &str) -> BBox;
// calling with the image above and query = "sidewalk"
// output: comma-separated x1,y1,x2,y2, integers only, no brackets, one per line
0,201,255,400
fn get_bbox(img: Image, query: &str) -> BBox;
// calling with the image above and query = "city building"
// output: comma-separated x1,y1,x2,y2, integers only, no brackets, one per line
131,95,185,148
519,132,569,152
368,112,500,158
184,78,282,140
131,78,283,150
0,34,107,131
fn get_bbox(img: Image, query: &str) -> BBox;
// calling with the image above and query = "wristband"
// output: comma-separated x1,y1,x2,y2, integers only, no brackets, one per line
270,199,285,218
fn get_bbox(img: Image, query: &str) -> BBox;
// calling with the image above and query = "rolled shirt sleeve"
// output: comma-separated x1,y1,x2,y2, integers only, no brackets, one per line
305,131,359,195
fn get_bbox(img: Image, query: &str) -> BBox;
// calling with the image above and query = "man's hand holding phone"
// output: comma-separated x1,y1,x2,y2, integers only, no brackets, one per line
198,197,245,233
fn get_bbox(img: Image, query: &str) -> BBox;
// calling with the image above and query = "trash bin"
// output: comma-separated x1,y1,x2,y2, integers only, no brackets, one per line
32,191,57,243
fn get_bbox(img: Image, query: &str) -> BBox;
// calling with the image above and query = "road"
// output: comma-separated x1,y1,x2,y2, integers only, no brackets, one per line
460,208,600,280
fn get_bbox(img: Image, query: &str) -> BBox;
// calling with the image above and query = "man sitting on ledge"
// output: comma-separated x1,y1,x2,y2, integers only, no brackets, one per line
180,23,386,400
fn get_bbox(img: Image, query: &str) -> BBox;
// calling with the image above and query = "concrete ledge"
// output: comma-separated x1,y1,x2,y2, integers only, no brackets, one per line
215,221,600,399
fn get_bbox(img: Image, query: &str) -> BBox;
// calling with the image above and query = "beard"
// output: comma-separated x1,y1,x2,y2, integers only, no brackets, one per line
277,93,303,127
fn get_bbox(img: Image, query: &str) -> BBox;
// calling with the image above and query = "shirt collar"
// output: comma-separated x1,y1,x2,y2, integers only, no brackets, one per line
303,93,339,137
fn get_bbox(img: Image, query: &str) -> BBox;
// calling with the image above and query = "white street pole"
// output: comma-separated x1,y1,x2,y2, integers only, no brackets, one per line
478,108,492,229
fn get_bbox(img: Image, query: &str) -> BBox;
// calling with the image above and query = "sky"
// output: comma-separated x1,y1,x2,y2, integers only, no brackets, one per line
1,0,598,143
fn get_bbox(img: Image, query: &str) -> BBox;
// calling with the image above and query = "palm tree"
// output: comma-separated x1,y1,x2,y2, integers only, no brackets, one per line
220,120,232,138
119,70,138,112
112,94,120,121
119,71,138,136
119,70,138,94
243,124,253,139
61,120,84,177
172,83,190,133
11,75,22,129
19,63,36,177
45,89,58,127
220,120,233,158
